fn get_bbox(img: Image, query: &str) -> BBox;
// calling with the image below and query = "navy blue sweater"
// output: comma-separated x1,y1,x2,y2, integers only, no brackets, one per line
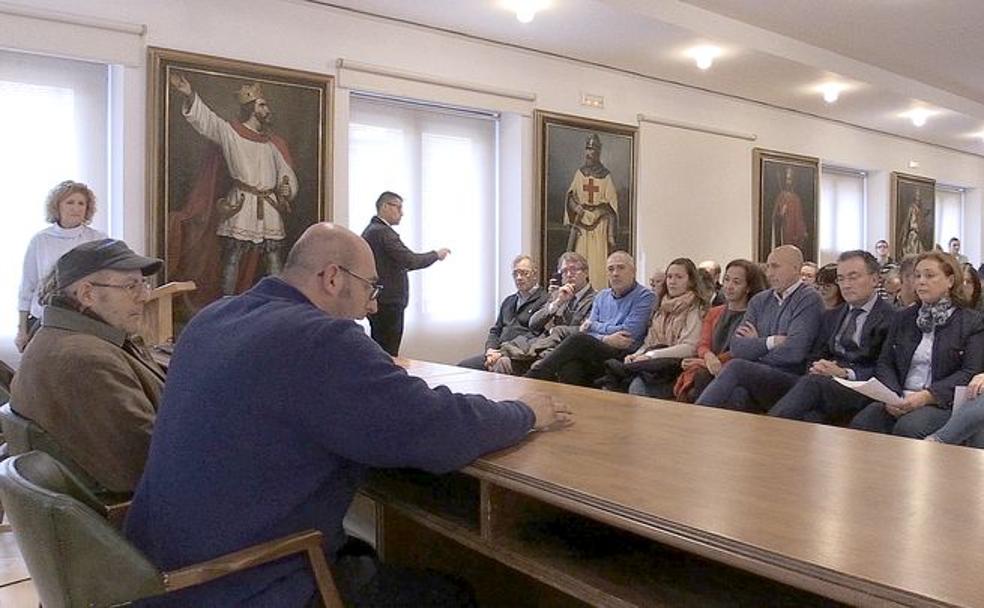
730,282,823,373
125,278,534,606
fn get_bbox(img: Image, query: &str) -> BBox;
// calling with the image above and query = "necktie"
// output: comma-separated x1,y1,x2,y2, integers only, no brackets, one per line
838,308,864,352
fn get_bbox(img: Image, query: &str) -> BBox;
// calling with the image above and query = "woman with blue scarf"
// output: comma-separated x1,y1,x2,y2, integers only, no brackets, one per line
850,251,984,438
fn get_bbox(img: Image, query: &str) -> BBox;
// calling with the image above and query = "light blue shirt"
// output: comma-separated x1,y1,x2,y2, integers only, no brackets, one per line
903,331,934,392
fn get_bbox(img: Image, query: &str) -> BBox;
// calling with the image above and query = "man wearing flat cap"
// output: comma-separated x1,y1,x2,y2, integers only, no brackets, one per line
566,132,619,290
11,238,166,493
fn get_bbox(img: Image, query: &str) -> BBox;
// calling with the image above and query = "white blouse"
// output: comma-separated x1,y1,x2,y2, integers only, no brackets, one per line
18,224,106,318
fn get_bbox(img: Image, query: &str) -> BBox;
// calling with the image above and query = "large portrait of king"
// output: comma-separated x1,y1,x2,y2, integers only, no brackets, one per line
536,111,637,291
753,148,819,262
890,172,936,260
148,47,332,324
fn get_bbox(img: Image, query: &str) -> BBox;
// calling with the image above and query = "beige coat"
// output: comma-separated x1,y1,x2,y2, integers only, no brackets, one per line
11,306,165,493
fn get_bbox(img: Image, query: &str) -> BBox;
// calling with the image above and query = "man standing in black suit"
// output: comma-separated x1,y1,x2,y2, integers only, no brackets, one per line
362,191,449,355
768,250,895,424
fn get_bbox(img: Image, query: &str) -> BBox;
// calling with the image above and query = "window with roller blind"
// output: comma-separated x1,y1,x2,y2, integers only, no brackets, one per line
0,50,111,363
934,186,964,250
819,166,866,263
348,94,498,360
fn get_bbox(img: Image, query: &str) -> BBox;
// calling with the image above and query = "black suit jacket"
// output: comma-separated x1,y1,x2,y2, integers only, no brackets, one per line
362,216,439,308
484,288,549,350
810,298,894,380
875,306,984,408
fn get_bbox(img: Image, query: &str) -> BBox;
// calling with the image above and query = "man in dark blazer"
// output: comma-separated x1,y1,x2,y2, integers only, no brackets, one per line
459,254,549,373
362,191,449,356
769,250,895,424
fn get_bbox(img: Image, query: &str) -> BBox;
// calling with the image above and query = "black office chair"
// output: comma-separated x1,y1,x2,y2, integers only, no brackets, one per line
0,451,343,608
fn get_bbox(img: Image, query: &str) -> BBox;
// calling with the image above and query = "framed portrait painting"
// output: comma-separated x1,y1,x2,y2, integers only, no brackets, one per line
535,111,637,290
890,172,936,260
753,148,819,262
147,47,333,322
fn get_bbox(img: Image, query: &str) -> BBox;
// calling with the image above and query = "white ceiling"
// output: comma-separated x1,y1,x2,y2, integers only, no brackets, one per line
309,0,984,156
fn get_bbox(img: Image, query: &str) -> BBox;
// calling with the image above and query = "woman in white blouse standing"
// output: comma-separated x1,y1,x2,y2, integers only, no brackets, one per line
16,180,105,351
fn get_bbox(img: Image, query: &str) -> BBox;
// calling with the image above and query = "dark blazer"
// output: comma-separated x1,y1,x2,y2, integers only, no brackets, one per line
485,288,550,350
875,306,984,408
810,297,895,381
362,216,439,308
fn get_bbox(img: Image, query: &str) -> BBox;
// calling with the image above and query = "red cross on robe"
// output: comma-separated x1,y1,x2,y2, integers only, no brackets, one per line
582,177,599,203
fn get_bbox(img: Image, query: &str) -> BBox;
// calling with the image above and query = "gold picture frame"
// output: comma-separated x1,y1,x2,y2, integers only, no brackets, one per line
752,148,820,262
890,172,936,260
147,47,333,321
534,110,637,290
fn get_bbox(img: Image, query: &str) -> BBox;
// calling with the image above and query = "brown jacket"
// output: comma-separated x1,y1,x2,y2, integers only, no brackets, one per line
11,305,165,493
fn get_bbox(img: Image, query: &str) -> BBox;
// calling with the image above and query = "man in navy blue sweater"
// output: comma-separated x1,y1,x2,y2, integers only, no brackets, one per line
695,245,822,412
124,223,570,607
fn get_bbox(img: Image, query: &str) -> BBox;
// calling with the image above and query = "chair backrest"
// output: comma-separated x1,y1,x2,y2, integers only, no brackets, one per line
0,452,164,608
0,360,13,401
0,403,104,493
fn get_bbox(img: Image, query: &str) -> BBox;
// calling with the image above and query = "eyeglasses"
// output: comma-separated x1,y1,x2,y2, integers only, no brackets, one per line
89,278,152,297
512,269,534,278
337,265,382,300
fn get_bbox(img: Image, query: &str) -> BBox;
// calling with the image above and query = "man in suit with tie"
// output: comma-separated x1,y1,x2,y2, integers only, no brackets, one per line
362,191,450,356
769,250,895,423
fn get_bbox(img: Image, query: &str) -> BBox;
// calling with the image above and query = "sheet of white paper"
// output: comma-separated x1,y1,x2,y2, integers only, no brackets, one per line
953,386,969,413
833,377,904,405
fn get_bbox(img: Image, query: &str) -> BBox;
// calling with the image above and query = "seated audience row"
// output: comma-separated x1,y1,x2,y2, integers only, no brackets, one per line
463,244,984,445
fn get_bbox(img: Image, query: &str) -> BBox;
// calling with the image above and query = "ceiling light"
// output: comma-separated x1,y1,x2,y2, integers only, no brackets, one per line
686,45,722,71
819,83,844,104
509,0,547,23
905,108,933,127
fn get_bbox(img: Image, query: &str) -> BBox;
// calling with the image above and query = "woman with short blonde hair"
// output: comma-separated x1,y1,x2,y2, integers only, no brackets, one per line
16,180,105,351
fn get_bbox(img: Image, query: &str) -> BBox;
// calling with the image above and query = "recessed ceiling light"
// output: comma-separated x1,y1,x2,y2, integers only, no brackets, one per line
686,45,722,71
508,0,547,23
819,83,845,104
901,108,935,127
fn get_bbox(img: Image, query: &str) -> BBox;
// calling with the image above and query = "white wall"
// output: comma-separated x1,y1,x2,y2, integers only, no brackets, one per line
5,0,984,362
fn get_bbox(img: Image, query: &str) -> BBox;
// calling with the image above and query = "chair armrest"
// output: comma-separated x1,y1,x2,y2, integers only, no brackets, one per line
163,529,342,606
103,498,132,529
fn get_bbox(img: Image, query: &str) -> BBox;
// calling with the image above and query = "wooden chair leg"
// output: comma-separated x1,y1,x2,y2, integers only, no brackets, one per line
306,544,344,608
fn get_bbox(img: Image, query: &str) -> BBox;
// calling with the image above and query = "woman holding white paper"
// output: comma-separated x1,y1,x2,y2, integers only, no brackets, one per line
850,251,984,438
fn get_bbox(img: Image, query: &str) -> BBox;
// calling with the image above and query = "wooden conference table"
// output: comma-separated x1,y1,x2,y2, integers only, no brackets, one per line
353,359,984,607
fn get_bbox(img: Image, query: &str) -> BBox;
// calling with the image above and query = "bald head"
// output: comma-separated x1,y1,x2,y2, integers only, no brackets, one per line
284,223,365,275
698,260,721,282
282,223,379,320
765,245,805,292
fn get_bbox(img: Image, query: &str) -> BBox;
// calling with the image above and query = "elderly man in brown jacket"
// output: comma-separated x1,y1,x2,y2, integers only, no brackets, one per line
11,239,165,493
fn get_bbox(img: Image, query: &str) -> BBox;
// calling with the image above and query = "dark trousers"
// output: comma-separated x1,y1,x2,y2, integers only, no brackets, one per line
524,333,630,386
458,354,487,370
768,374,871,424
694,359,800,413
849,402,951,438
307,537,476,608
368,304,405,357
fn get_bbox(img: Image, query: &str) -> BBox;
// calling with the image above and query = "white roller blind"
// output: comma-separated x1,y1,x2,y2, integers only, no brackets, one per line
348,95,497,363
0,50,110,365
935,187,963,249
819,168,865,263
